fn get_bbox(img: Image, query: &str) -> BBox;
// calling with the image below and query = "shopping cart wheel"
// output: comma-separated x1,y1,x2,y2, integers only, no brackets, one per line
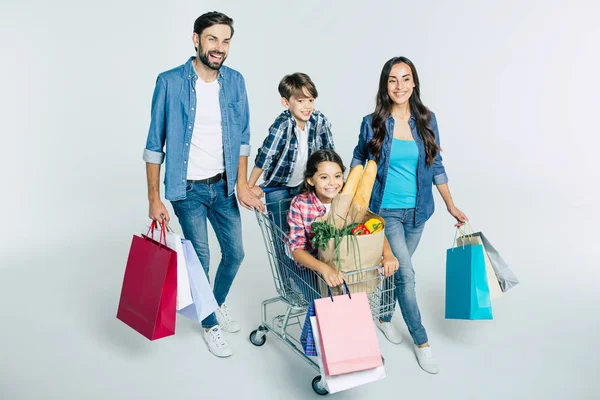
249,329,266,346
311,376,328,395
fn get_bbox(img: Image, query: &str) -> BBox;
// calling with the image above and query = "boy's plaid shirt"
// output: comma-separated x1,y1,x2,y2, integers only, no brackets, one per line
287,191,327,255
254,110,335,188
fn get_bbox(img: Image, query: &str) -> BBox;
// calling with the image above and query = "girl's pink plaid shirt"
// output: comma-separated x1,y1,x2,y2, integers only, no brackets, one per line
287,191,327,255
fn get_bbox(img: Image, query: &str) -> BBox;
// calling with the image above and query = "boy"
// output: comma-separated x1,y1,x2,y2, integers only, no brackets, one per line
248,73,335,231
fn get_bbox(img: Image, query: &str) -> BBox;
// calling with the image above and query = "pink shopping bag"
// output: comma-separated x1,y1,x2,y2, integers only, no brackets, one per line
314,289,383,376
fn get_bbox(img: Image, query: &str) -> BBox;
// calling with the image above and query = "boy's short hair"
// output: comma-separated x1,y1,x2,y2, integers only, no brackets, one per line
278,73,318,100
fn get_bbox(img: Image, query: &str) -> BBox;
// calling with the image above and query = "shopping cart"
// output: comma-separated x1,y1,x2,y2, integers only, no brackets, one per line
249,200,395,395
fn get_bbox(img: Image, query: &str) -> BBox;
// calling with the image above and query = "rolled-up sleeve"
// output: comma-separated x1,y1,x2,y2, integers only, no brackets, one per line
239,76,251,157
430,113,448,185
287,198,307,253
350,118,369,168
143,75,167,164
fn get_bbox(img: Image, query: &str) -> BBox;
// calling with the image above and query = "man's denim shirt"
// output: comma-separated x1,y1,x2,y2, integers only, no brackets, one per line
351,112,448,225
143,57,251,201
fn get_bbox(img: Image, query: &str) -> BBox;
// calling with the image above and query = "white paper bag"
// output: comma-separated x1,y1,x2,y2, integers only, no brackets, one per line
456,233,503,300
177,239,218,322
145,225,193,310
310,316,386,394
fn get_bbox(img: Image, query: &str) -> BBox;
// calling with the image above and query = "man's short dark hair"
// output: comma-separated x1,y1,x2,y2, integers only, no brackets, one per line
194,11,234,38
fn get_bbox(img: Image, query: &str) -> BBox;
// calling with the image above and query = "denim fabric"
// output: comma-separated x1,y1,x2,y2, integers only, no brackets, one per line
351,112,448,225
289,267,321,305
143,57,251,201
264,186,301,232
171,179,244,328
379,208,428,345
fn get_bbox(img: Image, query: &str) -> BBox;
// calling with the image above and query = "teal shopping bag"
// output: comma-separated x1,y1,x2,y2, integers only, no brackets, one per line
445,243,493,320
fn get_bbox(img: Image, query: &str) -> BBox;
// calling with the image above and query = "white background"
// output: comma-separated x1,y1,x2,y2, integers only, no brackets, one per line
1,0,599,399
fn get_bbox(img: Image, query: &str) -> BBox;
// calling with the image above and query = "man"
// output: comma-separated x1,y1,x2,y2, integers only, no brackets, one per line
143,11,264,358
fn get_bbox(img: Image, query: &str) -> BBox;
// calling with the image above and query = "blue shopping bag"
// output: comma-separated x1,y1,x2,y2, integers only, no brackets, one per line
445,242,493,320
177,239,219,323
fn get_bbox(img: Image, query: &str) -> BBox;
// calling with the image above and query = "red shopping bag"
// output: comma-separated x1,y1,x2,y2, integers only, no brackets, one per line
116,221,177,340
314,286,383,376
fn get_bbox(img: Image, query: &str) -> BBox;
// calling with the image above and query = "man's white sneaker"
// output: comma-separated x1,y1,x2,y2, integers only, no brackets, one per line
216,303,241,333
414,345,439,374
203,326,233,358
375,320,403,344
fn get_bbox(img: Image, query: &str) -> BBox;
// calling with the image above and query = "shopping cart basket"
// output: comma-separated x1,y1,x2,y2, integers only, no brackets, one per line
249,200,395,395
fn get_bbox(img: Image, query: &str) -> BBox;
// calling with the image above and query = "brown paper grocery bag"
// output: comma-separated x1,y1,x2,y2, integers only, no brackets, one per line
315,211,384,296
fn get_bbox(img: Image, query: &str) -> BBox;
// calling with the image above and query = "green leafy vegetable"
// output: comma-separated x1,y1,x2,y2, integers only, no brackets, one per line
311,221,360,251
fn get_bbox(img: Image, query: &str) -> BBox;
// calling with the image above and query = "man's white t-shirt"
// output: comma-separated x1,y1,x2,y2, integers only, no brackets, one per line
187,78,225,180
286,123,309,187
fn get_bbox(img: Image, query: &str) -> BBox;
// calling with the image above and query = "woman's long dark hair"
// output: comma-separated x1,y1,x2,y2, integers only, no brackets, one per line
300,150,346,194
369,56,440,166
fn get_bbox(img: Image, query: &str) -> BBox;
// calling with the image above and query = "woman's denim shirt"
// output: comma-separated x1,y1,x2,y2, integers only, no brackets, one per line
350,112,448,225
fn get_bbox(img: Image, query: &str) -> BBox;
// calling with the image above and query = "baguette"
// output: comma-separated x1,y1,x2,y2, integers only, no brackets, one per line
332,165,364,225
349,160,378,222
341,164,364,196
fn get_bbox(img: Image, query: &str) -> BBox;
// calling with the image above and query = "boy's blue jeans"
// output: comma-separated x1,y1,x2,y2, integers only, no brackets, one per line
264,185,301,232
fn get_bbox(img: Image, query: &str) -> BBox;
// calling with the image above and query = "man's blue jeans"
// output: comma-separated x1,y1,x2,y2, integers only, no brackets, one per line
379,208,428,345
171,179,244,329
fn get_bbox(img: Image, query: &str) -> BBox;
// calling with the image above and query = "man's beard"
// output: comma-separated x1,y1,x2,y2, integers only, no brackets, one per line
198,46,227,71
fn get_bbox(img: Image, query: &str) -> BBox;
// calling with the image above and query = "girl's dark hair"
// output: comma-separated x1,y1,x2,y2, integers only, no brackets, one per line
300,150,346,194
369,56,440,166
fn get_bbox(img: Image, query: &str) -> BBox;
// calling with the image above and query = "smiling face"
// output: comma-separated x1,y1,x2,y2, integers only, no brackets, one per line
387,62,416,106
193,24,232,70
307,161,344,204
281,87,315,127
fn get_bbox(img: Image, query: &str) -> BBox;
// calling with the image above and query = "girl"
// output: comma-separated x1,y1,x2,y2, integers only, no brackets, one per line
351,57,468,374
287,149,398,295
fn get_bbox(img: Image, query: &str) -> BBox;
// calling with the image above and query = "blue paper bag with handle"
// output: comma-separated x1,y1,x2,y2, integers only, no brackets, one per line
177,239,219,323
445,238,493,320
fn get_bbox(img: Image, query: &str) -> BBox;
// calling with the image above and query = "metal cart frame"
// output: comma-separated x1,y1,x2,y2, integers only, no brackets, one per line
249,202,395,395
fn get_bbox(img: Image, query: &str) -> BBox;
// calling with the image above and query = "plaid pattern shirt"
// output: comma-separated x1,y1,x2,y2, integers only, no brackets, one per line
300,301,317,357
287,191,327,255
254,110,335,188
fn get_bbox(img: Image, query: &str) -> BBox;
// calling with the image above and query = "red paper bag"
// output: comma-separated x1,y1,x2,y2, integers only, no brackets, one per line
314,291,383,376
117,222,177,340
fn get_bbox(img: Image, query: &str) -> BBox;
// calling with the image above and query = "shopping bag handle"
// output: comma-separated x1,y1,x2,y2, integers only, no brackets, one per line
146,219,168,246
451,221,476,249
326,281,351,302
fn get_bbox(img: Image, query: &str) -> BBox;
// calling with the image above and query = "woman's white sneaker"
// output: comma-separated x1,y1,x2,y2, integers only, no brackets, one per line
375,320,403,344
414,345,439,374
203,326,233,358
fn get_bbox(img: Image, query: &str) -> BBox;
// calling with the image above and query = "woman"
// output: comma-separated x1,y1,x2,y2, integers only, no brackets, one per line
351,56,468,374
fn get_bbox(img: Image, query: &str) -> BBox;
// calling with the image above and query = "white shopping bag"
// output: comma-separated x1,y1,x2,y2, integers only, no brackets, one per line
310,316,386,394
177,239,218,322
145,224,193,310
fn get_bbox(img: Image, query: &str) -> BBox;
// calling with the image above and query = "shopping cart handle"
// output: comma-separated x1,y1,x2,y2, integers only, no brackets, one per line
327,281,351,302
